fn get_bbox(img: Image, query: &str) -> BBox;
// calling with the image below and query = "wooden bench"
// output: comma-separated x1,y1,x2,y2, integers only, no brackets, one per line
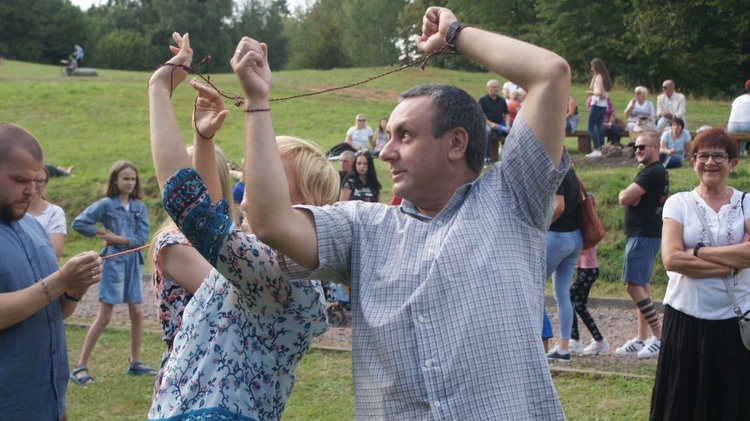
570,130,750,154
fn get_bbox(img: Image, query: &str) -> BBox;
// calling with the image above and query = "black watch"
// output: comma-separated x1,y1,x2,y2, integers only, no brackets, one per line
693,242,706,257
445,21,468,52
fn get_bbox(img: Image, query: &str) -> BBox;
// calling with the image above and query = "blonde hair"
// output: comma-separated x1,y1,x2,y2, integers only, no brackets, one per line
276,136,340,206
634,86,649,96
151,146,239,263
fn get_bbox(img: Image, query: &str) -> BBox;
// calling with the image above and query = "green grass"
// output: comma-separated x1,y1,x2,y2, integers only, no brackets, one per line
0,59,736,418
64,324,653,420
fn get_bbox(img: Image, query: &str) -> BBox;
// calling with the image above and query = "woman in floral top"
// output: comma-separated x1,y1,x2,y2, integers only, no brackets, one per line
148,33,340,420
150,145,238,389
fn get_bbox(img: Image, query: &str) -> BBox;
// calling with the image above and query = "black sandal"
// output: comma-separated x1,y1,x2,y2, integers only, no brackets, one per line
69,365,94,386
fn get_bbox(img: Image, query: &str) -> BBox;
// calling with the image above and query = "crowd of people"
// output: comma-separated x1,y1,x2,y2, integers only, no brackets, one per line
2,6,750,421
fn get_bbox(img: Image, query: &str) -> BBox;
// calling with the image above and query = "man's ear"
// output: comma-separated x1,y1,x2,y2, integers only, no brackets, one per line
447,127,469,163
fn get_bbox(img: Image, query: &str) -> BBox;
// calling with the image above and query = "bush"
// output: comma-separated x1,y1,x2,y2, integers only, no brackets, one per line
93,29,155,70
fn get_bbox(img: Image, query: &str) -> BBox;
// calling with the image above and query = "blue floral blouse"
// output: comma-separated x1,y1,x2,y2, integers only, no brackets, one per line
149,169,327,421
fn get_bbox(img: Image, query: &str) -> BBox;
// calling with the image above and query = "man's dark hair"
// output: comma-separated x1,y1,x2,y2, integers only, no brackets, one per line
0,123,44,166
399,83,487,174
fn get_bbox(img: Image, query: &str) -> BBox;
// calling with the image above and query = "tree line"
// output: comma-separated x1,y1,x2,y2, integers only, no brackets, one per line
1,0,748,98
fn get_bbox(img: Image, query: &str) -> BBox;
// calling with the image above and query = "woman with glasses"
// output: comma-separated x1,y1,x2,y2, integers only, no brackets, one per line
344,114,373,152
651,128,750,420
26,167,66,260
659,118,691,168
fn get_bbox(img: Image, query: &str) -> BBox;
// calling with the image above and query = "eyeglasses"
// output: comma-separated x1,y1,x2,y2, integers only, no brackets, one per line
357,119,366,122
662,86,669,90
634,144,652,151
694,152,729,164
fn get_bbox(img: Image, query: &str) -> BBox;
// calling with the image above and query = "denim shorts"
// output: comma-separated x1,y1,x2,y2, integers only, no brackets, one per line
622,236,661,286
98,257,143,305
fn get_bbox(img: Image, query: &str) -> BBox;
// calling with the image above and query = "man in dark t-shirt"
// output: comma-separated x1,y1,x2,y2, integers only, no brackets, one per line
616,132,669,359
478,79,510,161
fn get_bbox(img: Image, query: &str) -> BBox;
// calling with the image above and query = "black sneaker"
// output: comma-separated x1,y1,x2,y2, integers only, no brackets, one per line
546,346,571,363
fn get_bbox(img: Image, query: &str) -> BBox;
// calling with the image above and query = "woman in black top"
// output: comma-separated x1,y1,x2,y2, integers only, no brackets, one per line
339,151,381,202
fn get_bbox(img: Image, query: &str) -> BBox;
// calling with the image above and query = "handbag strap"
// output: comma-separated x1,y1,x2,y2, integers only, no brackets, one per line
689,190,745,319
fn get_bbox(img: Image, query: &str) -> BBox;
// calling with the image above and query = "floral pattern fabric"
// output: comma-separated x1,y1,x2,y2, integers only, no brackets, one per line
149,168,327,421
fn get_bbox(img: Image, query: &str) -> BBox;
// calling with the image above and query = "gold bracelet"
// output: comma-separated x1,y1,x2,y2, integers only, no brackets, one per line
39,279,53,304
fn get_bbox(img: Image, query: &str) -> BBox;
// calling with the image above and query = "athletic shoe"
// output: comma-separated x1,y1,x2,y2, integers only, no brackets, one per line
569,339,584,354
615,338,645,356
582,339,610,356
637,337,661,359
546,346,571,363
585,149,602,158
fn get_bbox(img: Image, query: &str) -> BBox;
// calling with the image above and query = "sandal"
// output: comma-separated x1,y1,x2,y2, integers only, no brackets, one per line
69,366,94,386
125,360,156,376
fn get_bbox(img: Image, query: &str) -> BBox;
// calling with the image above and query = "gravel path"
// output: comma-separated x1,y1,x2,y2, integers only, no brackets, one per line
67,276,660,375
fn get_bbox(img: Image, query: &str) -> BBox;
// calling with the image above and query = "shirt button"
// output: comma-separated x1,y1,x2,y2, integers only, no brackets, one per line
417,315,425,324
424,359,432,367
434,401,441,408
436,221,443,226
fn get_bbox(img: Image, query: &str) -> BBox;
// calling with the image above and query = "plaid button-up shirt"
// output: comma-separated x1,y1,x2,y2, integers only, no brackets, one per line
285,115,569,420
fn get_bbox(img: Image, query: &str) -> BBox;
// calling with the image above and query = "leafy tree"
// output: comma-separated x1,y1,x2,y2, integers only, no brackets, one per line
233,0,289,70
94,28,153,69
285,0,349,69
339,0,405,67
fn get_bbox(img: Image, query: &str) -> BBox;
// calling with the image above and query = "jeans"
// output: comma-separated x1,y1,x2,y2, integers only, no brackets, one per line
587,105,606,150
546,229,583,340
485,123,508,158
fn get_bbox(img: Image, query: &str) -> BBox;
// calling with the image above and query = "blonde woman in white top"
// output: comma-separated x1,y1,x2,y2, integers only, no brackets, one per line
585,58,611,158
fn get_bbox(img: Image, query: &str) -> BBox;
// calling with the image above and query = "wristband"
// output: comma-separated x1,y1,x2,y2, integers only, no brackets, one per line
445,21,469,52
64,292,82,302
693,242,706,257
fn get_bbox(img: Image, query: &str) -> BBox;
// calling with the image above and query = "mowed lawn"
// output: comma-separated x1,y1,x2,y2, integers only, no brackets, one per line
64,324,653,420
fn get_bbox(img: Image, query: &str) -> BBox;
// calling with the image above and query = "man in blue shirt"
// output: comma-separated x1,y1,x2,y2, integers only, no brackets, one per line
0,123,102,420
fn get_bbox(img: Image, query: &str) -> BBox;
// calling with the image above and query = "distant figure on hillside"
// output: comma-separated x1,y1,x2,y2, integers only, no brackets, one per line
339,151,381,203
502,80,520,100
656,80,687,131
74,44,84,64
659,118,691,168
566,96,579,133
338,149,354,186
727,79,750,155
478,79,510,161
370,117,390,156
62,54,78,76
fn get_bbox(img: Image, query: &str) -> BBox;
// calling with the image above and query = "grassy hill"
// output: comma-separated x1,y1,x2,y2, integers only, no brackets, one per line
0,59,743,295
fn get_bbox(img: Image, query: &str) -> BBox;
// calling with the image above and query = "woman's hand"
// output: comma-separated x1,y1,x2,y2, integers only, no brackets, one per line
231,37,272,107
191,79,229,140
148,32,193,91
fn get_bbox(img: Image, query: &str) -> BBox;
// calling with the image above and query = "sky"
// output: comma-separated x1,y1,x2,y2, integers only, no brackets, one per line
70,0,307,12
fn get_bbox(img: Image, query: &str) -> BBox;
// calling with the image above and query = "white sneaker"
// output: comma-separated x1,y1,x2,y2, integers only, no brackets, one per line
637,337,661,359
585,149,602,158
569,339,584,354
582,339,610,356
615,338,645,356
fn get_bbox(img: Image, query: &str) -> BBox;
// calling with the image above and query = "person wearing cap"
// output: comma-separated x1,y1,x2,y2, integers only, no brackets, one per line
656,80,687,131
727,79,750,155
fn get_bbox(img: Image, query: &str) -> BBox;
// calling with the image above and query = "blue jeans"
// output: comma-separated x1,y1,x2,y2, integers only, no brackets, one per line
587,105,606,150
546,229,583,340
485,123,508,158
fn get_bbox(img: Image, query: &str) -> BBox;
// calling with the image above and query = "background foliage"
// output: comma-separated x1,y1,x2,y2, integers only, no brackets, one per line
1,0,748,96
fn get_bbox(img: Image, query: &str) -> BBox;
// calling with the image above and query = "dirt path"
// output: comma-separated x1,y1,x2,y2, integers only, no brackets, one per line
67,277,658,376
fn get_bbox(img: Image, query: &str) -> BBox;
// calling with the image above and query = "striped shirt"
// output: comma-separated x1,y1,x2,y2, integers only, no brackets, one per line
284,115,568,420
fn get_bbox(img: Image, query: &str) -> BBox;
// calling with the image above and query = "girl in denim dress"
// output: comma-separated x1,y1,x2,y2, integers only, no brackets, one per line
70,160,152,385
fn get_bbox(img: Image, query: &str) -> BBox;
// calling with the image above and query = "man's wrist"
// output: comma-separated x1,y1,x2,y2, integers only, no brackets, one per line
445,21,469,52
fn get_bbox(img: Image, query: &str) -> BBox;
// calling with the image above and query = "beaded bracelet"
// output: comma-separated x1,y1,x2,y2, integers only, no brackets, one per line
39,279,53,304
